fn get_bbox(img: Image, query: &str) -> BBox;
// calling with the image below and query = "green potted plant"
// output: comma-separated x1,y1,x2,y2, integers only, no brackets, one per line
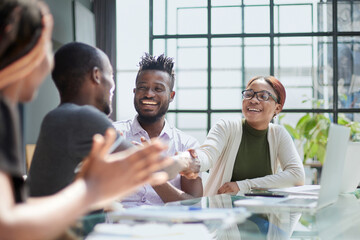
281,98,360,164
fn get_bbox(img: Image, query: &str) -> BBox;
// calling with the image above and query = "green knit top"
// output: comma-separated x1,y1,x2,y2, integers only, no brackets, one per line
231,119,272,182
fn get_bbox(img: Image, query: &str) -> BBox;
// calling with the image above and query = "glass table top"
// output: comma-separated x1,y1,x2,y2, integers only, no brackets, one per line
71,190,360,240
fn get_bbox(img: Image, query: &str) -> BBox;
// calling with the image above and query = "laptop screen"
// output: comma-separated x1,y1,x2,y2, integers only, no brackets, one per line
317,124,351,208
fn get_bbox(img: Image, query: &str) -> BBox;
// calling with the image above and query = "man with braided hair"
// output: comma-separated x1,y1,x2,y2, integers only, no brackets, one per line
114,53,203,207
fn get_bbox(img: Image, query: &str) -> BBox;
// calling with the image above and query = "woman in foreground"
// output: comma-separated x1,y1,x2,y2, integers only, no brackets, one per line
0,1,171,239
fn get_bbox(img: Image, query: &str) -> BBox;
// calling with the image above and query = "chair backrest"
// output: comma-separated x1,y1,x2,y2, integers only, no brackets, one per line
25,144,36,171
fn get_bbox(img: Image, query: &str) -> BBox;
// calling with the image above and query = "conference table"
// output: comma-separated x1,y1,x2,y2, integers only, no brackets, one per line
71,189,360,239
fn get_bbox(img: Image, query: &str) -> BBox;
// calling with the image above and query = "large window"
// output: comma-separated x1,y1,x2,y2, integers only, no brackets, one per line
148,0,360,142
116,0,360,143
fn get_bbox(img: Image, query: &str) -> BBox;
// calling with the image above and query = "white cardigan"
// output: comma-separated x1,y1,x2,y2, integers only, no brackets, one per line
197,118,305,196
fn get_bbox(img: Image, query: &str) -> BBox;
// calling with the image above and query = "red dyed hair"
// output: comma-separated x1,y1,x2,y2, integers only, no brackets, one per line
246,76,286,110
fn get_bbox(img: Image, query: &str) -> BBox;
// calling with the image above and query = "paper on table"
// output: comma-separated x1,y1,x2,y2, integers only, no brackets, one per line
86,223,213,240
108,205,250,224
265,185,321,196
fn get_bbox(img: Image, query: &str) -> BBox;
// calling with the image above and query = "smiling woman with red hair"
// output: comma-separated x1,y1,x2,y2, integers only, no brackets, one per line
182,75,305,196
246,76,287,110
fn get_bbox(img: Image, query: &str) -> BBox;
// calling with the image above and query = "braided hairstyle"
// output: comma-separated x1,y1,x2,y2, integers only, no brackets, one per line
136,53,175,90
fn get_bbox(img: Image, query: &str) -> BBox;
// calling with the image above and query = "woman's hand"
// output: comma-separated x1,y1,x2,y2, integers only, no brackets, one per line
217,182,240,194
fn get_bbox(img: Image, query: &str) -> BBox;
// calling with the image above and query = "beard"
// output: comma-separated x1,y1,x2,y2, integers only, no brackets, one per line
103,103,112,116
100,98,112,116
135,98,169,124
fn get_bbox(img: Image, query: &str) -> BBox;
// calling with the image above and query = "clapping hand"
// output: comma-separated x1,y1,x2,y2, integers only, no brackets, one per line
77,129,173,209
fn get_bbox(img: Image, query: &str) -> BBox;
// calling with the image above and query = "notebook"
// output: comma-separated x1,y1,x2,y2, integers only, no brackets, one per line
340,141,360,193
234,123,351,212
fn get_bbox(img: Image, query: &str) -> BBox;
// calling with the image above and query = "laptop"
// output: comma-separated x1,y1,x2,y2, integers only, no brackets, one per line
340,141,360,193
234,123,351,212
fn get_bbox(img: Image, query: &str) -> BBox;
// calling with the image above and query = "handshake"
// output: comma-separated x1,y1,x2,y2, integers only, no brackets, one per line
162,149,201,180
130,136,201,180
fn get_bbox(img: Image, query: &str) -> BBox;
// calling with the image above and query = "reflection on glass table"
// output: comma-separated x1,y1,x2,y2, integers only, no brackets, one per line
72,190,360,240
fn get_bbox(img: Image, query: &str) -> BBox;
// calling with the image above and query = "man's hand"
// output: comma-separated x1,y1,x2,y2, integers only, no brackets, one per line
177,149,200,179
161,154,182,180
77,128,173,209
127,137,183,180
160,150,200,180
217,182,240,194
131,136,147,146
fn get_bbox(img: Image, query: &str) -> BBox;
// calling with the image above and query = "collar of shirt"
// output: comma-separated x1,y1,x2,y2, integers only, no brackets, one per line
130,115,173,142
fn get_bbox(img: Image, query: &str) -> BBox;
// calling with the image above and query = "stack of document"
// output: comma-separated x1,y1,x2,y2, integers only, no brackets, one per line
249,186,321,196
266,185,320,196
107,205,250,224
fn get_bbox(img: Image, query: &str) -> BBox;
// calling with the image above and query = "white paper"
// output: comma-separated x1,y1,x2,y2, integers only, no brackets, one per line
86,223,213,240
108,205,250,223
267,185,321,196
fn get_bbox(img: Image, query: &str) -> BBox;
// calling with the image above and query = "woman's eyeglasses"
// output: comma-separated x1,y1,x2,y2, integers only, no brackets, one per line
242,89,278,103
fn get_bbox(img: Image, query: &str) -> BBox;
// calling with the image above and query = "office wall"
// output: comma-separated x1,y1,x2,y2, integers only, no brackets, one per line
24,0,93,144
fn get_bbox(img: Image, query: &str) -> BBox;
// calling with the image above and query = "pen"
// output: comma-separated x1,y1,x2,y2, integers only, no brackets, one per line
245,192,286,198
188,206,202,210
250,187,271,191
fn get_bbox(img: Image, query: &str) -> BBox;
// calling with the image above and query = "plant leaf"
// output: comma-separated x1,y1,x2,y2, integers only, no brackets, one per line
308,142,319,159
296,114,311,129
304,119,317,139
284,124,300,139
317,145,326,164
